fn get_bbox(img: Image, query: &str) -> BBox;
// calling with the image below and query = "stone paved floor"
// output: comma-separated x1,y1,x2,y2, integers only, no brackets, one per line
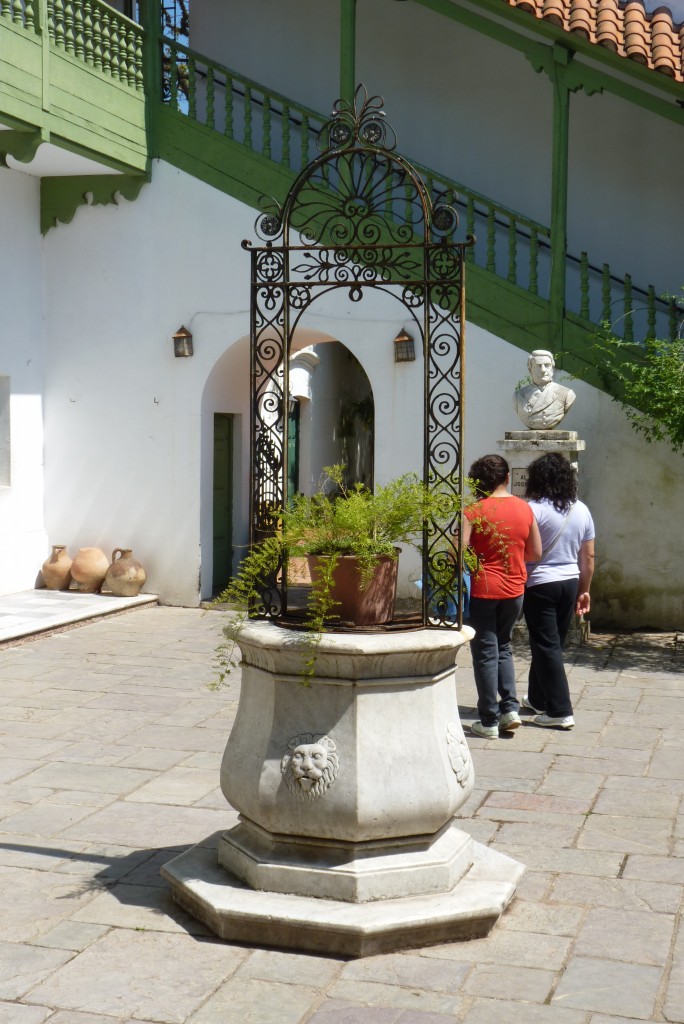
0,606,682,1024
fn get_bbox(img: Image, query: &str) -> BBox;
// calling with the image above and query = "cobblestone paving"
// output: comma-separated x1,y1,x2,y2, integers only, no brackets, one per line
0,607,682,1023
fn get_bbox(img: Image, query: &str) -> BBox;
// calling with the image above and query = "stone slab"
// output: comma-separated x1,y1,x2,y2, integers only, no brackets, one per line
551,956,662,1017
162,839,525,958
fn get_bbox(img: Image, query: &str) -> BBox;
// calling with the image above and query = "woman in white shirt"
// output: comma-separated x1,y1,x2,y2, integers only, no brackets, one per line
523,453,595,730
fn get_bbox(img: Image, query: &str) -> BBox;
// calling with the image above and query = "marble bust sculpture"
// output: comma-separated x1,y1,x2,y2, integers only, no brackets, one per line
513,350,576,429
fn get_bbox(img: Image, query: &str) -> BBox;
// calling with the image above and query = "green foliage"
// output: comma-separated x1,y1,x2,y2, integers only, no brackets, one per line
593,318,684,455
212,466,470,685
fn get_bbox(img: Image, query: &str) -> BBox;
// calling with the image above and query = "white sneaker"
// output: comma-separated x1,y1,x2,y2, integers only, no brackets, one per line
533,713,574,730
470,720,499,740
499,711,521,732
521,695,542,714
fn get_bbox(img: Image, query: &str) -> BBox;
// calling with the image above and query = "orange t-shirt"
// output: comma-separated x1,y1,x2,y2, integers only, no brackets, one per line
465,496,533,600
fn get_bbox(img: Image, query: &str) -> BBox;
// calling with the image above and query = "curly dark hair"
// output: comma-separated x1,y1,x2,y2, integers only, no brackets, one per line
525,453,577,513
468,454,509,499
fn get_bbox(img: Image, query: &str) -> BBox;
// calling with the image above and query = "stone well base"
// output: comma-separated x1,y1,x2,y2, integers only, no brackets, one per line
217,819,476,903
162,835,524,958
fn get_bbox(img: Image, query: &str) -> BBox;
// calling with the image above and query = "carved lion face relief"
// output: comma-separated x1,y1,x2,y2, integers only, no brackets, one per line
281,733,339,801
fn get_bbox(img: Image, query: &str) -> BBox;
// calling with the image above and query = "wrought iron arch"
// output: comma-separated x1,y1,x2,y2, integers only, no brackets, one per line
244,86,473,627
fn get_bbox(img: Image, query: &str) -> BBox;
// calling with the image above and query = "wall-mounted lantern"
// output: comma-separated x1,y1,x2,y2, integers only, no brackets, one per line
393,327,415,362
172,325,193,357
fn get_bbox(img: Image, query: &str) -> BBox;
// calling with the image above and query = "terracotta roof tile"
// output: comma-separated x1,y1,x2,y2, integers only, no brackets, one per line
505,0,684,83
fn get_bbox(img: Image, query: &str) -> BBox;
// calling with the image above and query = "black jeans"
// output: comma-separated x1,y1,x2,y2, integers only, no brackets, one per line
468,595,523,727
523,579,577,718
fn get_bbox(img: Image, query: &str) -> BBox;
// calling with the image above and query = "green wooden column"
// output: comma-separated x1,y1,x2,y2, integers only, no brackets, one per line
548,45,571,348
340,0,357,106
140,0,163,155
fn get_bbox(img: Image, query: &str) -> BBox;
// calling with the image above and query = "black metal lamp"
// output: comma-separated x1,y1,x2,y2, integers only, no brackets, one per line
393,327,415,362
172,325,193,357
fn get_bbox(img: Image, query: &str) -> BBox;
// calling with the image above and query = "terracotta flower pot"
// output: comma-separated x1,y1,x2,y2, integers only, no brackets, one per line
70,547,109,593
307,551,399,626
105,548,146,597
41,545,72,591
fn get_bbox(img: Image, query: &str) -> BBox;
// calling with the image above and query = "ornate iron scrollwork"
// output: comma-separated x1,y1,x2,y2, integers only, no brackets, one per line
245,85,472,626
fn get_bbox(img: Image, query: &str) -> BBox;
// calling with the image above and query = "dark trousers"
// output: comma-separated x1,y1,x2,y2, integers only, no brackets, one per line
468,595,523,727
523,580,577,718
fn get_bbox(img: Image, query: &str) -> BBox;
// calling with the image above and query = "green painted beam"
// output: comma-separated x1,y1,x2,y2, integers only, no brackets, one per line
548,48,571,346
340,0,357,108
140,0,163,157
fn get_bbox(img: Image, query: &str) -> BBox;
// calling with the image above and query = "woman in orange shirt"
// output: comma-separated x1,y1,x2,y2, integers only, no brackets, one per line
464,454,542,740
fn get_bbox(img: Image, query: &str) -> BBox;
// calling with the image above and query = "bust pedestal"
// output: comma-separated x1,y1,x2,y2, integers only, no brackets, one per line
498,430,586,497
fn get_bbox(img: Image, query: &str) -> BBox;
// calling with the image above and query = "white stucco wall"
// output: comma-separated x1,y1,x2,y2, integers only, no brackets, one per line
0,169,48,595
36,160,683,626
42,161,253,605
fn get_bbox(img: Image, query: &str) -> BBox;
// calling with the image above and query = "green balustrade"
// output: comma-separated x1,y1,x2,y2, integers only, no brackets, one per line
55,0,64,48
529,229,539,295
580,252,589,320
281,103,290,168
187,56,196,120
206,65,215,131
36,0,143,92
601,264,612,324
74,1,84,60
224,74,233,139
507,217,517,284
623,274,634,343
65,1,75,55
647,285,657,340
243,85,252,149
486,208,496,273
47,0,56,42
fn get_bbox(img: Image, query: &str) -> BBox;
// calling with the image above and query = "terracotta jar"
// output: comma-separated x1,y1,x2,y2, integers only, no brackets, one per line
307,551,399,626
41,545,72,591
70,547,109,593
105,548,146,597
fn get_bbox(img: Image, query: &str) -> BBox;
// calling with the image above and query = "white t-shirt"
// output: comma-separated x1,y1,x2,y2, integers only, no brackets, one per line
526,498,595,588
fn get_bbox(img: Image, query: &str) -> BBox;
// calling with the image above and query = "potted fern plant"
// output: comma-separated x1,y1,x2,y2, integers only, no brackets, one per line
214,465,469,681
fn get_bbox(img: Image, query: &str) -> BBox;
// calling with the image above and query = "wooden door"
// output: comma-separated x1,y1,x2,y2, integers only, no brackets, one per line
213,413,233,594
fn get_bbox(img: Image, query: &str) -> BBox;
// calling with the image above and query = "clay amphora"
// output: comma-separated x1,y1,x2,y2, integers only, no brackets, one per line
41,545,72,591
105,548,146,597
70,547,109,593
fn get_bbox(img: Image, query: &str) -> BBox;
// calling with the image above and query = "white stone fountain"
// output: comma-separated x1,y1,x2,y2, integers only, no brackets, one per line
162,621,524,957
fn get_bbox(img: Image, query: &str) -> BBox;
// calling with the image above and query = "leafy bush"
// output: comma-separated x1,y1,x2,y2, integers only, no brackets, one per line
593,322,684,455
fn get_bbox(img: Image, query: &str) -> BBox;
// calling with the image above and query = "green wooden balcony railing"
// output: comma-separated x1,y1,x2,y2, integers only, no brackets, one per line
160,36,681,345
0,0,147,178
47,0,144,90
1,0,144,92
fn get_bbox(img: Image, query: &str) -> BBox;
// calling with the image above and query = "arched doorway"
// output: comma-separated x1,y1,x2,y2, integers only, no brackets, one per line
290,341,374,497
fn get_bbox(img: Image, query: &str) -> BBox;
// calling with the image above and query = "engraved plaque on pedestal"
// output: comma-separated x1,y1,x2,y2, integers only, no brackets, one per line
498,430,586,497
511,468,528,497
